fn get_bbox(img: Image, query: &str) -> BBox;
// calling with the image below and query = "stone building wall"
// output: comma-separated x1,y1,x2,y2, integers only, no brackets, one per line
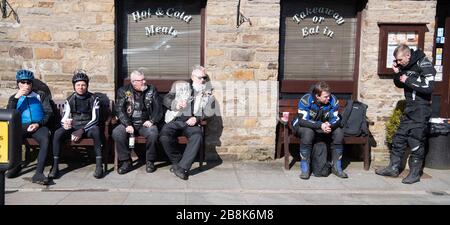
359,0,437,162
0,0,115,104
0,0,439,162
204,0,280,160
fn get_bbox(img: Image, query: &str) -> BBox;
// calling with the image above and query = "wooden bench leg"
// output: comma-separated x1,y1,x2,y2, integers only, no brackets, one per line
24,144,31,165
283,127,290,170
276,136,282,159
102,139,109,172
114,142,118,172
198,126,205,168
363,142,371,170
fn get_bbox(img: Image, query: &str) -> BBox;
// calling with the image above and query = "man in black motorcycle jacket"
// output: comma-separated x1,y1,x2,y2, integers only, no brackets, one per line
375,44,436,184
112,70,163,174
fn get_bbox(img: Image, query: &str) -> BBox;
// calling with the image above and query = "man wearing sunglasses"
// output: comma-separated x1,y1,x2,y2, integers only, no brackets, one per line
160,65,215,180
6,69,53,185
376,44,436,184
113,70,163,174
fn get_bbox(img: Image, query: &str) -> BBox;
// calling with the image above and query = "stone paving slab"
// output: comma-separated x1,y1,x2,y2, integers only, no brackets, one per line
4,160,450,205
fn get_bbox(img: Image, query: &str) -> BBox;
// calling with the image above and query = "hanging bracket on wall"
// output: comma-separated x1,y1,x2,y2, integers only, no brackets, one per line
236,0,251,28
1,0,20,23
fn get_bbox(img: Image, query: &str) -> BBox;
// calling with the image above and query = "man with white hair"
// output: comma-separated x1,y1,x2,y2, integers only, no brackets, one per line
113,70,163,174
160,65,215,180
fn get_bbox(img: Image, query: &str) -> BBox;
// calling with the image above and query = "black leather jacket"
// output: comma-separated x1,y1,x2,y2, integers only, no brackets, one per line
393,49,436,106
115,84,163,127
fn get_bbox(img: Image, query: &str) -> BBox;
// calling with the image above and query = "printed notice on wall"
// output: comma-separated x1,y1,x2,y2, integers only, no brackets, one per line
435,72,443,82
437,28,444,37
435,66,443,82
386,32,419,68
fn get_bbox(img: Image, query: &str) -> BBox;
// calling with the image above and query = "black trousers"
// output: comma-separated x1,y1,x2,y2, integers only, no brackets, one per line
112,124,159,162
294,126,344,151
159,121,203,171
52,126,103,158
391,105,431,162
22,126,50,174
293,126,344,164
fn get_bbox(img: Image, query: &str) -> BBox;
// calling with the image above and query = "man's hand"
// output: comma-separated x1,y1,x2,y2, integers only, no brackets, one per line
125,126,134,134
321,122,332,134
14,89,28,99
27,123,39,132
392,61,400,73
143,120,153,128
176,100,187,110
399,74,408,83
186,117,197,126
71,129,84,142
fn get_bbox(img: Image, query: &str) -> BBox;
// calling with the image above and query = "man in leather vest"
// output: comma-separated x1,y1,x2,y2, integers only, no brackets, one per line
49,70,104,179
113,70,163,174
6,69,53,185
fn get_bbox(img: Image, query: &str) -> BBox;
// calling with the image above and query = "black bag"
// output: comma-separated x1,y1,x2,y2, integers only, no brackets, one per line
311,142,330,177
340,100,369,136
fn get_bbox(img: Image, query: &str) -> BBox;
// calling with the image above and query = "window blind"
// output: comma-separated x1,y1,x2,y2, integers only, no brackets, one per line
282,0,357,81
122,0,201,80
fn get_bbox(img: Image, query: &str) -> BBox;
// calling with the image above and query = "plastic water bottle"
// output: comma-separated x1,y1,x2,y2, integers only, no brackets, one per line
129,133,135,149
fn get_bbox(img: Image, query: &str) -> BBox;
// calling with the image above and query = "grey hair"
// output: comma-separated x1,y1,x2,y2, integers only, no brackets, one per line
191,65,205,72
130,70,144,81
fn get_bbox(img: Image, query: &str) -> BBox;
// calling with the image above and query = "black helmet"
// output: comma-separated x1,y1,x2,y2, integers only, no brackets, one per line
72,69,89,86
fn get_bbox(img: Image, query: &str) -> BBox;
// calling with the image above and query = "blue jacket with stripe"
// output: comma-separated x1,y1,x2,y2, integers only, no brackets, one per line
292,93,341,130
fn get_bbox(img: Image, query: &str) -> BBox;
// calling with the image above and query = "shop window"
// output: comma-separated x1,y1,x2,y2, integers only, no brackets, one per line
118,0,204,81
281,0,358,81
377,23,428,75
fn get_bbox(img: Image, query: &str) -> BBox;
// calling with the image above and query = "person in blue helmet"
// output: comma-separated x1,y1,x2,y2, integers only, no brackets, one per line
6,69,53,185
291,81,347,180
49,70,104,179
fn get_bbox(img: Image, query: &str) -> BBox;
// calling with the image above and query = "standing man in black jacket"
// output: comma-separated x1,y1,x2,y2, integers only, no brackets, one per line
112,70,163,174
376,44,436,184
6,69,53,185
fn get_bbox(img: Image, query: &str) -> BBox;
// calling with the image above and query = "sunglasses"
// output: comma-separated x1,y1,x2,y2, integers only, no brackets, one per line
19,80,32,85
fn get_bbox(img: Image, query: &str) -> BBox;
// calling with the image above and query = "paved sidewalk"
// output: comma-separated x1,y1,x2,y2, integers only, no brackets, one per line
4,160,450,205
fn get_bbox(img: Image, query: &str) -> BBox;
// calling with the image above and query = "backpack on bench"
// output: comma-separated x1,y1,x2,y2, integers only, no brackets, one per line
340,100,369,136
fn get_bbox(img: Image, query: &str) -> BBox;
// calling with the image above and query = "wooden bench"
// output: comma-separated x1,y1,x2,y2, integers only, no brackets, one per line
24,99,114,172
276,99,374,171
111,79,208,171
111,118,207,171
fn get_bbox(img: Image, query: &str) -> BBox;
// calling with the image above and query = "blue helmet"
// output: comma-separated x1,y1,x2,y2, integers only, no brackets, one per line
16,69,34,81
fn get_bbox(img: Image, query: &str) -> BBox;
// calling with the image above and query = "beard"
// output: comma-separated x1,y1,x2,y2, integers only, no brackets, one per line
192,82,206,93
